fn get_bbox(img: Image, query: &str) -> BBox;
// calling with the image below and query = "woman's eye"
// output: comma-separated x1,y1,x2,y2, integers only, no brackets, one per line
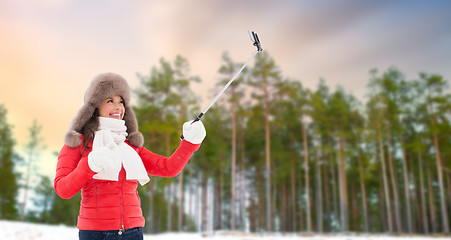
107,99,113,103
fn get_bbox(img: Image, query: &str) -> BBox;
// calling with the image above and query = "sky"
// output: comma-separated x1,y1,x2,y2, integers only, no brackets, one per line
1,0,451,178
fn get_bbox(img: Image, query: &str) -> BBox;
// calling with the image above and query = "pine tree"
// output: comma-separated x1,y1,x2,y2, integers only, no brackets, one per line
418,72,450,233
349,108,369,232
327,88,353,232
173,54,200,231
248,51,282,231
134,55,201,233
20,119,45,221
31,175,55,223
310,80,332,232
217,51,247,230
0,104,19,220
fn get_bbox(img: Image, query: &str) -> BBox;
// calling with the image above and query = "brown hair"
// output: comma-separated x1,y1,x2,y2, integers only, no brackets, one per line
81,108,99,149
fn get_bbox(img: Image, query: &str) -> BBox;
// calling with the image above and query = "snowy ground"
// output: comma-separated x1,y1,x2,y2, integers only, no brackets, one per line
1,220,450,240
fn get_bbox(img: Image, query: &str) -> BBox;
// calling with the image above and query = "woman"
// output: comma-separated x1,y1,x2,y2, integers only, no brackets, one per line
54,72,206,240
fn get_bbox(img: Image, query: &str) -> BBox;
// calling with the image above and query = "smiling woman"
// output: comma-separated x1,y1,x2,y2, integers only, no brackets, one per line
53,72,206,240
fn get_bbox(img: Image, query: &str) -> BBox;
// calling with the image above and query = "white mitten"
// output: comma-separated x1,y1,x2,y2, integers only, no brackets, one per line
182,120,206,144
88,143,117,172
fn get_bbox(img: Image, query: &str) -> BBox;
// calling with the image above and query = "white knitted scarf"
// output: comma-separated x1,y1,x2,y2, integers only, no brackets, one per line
92,117,149,185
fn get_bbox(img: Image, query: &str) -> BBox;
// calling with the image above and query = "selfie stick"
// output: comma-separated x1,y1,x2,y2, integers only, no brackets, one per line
181,30,263,140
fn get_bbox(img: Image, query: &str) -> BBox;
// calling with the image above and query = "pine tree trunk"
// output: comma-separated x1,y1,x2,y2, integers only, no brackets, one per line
178,172,184,231
202,175,208,232
329,137,339,231
264,85,272,232
427,162,437,233
377,122,393,232
302,116,311,232
167,183,174,231
338,136,348,232
414,184,421,233
214,177,221,230
239,170,246,231
165,107,172,231
418,153,429,233
258,167,264,231
195,175,201,232
239,125,246,230
291,158,297,231
399,134,412,233
218,167,223,230
351,184,359,230
315,149,323,232
378,168,387,232
157,198,163,233
20,151,34,221
148,179,155,233
385,133,402,232
281,182,287,231
285,181,290,232
221,168,224,229
429,106,449,232
231,101,237,230
298,164,304,231
408,155,419,233
446,172,451,218
178,101,185,231
250,197,256,232
322,145,331,232
412,171,420,233
356,145,369,232
329,136,340,230
188,163,193,231
270,179,281,231
148,132,157,233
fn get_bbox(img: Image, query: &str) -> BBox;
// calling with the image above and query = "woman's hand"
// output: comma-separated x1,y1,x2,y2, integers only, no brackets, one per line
182,120,206,144
87,143,119,172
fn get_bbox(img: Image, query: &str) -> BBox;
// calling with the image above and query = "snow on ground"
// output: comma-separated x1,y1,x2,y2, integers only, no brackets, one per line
1,220,450,240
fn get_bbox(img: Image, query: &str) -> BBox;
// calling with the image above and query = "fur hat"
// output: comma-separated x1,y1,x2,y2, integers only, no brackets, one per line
64,72,144,148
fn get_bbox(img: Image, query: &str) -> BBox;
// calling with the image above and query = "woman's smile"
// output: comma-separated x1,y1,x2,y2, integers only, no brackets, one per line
109,112,122,119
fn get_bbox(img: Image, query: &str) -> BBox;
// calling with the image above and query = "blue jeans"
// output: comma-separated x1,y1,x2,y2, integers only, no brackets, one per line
79,227,143,240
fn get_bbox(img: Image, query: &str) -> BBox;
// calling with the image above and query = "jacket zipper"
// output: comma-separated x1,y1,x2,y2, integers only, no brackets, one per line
118,169,125,235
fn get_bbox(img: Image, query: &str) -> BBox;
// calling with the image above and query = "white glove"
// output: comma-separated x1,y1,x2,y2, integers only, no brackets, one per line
87,143,119,173
183,120,206,144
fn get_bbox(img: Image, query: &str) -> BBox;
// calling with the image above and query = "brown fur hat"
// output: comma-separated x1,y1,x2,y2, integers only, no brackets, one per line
64,72,144,148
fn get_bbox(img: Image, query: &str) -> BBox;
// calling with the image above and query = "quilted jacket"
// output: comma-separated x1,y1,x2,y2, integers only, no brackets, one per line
54,137,199,231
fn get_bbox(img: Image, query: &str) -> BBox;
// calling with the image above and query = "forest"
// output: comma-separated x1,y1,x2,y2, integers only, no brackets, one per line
1,51,450,234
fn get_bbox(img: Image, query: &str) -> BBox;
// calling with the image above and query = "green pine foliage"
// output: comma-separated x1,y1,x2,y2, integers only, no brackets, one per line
0,105,20,220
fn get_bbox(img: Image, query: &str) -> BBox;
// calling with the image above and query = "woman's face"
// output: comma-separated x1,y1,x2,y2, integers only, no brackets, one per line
98,95,125,120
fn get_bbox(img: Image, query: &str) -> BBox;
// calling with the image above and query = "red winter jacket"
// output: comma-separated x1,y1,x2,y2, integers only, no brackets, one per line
54,137,199,231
